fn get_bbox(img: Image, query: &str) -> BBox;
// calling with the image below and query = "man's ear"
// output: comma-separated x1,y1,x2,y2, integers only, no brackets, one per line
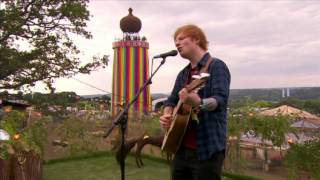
193,38,200,45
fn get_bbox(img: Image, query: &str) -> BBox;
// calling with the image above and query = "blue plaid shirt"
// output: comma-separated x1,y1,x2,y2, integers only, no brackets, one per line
164,53,231,160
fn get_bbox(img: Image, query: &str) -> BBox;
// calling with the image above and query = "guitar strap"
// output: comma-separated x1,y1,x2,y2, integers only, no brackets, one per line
199,56,214,74
185,56,215,86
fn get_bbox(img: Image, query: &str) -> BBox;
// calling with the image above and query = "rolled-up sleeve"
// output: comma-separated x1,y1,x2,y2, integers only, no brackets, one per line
210,60,231,111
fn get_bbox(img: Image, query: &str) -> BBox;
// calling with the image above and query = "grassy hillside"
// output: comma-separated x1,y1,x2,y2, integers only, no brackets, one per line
44,152,261,180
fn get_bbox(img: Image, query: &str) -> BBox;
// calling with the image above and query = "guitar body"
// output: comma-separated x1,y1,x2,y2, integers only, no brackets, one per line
161,104,192,154
160,59,213,154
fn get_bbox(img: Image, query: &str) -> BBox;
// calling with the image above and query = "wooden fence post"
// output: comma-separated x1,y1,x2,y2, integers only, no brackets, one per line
0,151,42,180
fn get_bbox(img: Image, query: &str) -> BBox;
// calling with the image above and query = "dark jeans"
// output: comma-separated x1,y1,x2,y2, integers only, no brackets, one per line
171,147,225,180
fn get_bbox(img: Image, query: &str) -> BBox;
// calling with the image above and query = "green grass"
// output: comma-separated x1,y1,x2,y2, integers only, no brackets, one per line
44,152,261,180
44,153,170,180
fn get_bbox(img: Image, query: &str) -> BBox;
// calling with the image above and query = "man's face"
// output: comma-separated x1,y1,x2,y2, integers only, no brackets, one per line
175,33,198,59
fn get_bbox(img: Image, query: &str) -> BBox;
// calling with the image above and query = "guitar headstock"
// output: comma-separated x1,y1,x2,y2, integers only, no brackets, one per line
185,73,210,92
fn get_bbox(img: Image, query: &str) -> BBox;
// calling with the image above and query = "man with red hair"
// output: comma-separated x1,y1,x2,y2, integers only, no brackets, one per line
160,24,231,180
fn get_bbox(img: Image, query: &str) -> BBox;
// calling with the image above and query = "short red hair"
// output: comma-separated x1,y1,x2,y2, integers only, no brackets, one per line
174,24,209,51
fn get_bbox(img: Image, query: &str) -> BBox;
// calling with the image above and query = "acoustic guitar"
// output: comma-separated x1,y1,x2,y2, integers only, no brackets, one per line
161,73,210,154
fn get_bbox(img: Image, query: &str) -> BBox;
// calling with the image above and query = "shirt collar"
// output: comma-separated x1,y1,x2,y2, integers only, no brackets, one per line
187,52,211,69
197,52,211,67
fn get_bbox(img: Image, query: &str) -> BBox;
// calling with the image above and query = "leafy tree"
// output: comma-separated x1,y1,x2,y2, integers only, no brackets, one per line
303,99,320,115
249,114,294,148
285,138,320,179
101,95,111,104
0,0,108,91
252,100,273,108
226,107,251,171
276,98,304,109
23,92,47,108
0,90,9,99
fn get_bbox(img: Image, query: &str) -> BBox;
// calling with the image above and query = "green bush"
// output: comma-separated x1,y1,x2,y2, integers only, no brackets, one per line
55,115,99,156
0,110,49,159
284,138,320,179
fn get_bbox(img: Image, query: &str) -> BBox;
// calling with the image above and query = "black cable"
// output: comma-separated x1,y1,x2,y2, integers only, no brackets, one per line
71,77,126,101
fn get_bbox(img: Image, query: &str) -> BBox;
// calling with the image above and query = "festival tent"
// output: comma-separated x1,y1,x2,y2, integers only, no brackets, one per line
260,105,320,128
291,120,319,129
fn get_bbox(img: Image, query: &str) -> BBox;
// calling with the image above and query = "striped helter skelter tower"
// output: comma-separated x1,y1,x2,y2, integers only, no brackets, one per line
111,8,151,116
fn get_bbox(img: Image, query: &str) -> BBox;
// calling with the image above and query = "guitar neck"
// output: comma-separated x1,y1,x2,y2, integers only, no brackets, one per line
172,100,183,118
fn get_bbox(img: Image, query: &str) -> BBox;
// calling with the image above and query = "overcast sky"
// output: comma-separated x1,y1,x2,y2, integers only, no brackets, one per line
34,0,320,95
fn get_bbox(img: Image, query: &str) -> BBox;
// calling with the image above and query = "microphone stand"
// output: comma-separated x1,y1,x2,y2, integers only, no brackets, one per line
104,57,167,180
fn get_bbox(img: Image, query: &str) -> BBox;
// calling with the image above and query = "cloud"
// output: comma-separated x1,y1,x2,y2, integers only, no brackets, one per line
33,0,320,95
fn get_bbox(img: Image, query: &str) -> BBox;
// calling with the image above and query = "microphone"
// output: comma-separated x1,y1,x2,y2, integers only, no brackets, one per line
153,50,178,59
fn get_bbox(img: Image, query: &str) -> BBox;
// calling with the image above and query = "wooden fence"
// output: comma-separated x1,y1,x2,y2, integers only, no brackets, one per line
0,151,42,180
